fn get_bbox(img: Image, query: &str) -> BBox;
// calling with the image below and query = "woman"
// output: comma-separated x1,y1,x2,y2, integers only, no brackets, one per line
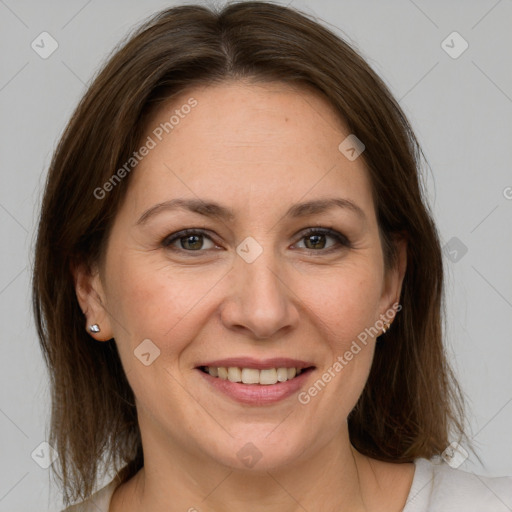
32,2,512,511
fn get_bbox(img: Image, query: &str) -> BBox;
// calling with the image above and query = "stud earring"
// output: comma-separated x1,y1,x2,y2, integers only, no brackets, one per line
89,324,100,333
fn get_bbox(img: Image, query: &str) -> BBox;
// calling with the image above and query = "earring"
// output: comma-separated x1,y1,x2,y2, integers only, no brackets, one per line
381,321,391,334
89,324,100,333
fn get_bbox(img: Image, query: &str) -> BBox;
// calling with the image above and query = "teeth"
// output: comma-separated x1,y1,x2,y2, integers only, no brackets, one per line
241,368,260,384
260,368,277,385
227,367,242,383
203,366,306,385
277,368,288,382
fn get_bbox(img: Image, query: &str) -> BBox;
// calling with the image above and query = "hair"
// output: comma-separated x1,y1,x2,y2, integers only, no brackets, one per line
32,0,472,506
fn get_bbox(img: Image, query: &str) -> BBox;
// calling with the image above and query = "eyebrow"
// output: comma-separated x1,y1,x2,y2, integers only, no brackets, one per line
136,197,366,225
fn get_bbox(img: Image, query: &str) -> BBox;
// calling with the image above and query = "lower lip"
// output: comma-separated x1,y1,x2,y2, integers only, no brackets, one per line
196,368,315,405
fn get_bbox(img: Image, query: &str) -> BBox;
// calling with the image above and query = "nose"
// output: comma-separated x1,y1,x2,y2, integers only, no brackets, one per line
220,250,300,340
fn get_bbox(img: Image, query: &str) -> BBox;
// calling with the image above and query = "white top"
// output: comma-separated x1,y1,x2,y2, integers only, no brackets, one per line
63,457,512,511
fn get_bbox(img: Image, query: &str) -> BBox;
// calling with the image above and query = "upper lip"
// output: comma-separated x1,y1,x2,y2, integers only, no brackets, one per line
196,357,315,370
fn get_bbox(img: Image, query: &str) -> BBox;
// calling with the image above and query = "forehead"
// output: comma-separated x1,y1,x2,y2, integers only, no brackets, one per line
122,81,375,222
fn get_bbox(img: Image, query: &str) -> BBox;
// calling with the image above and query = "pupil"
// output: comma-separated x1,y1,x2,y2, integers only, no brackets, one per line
307,234,325,249
183,235,202,250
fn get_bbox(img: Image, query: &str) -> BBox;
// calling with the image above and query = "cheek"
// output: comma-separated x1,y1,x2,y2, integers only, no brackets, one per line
305,261,384,347
296,259,382,409
301,277,381,426
103,254,220,406
105,251,225,350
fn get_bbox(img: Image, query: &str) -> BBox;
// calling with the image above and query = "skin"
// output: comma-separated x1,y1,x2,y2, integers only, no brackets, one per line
74,80,413,512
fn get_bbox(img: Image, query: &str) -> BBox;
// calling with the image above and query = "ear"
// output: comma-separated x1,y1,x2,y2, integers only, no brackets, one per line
71,261,114,342
379,234,407,324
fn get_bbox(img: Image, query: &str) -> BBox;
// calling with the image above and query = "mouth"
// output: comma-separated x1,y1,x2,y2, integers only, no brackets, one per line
197,365,315,385
194,357,316,404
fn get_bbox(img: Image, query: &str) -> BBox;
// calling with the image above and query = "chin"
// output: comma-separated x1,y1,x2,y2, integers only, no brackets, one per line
206,427,310,472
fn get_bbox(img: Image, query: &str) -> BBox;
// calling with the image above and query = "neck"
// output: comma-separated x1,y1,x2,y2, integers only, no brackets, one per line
113,424,377,512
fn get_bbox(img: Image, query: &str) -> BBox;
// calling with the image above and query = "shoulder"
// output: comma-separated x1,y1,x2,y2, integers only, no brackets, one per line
404,457,512,512
61,480,118,512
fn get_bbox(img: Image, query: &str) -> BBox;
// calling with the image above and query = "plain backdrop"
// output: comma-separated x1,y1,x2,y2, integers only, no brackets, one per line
0,0,511,510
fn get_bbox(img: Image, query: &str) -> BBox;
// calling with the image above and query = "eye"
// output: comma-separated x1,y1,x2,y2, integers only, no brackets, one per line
162,229,217,252
294,227,351,252
161,227,351,255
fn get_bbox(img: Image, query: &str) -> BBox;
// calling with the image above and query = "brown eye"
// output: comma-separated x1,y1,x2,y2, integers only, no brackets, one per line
179,234,204,250
295,228,351,252
161,227,351,255
303,233,328,250
162,229,216,252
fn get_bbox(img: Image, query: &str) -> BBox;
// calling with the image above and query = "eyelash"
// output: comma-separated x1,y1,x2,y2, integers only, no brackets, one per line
161,227,352,255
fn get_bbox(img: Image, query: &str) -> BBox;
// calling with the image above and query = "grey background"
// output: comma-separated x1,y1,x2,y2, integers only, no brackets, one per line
1,0,511,510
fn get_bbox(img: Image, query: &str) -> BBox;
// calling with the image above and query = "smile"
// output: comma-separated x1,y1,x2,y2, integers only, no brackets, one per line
199,366,309,385
195,358,316,404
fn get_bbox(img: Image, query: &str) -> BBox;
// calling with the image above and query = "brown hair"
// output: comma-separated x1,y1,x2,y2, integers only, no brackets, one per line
32,1,471,505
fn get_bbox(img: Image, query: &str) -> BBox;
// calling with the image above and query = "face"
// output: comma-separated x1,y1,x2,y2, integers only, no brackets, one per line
76,80,406,472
